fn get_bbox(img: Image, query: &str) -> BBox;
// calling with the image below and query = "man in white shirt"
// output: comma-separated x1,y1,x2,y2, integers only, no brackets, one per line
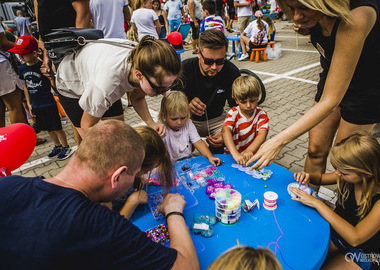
14,10,32,36
164,0,185,33
89,0,130,39
234,0,252,33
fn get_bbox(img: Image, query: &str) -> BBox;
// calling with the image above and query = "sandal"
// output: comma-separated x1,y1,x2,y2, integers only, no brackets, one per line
36,137,47,146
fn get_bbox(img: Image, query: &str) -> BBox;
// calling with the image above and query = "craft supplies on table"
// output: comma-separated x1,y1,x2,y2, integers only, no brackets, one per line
215,189,242,224
146,223,170,245
231,164,273,180
147,180,198,220
146,223,206,253
191,213,217,237
263,191,278,210
132,155,330,270
175,162,226,192
287,182,312,198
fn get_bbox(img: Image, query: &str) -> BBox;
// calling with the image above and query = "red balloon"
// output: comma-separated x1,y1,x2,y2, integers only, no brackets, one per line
0,123,36,176
167,32,183,46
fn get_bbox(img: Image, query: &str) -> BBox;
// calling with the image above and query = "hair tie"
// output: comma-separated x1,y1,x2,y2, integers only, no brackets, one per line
141,36,156,47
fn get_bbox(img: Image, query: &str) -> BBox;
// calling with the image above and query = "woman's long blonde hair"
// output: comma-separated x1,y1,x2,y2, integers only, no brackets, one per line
208,246,282,270
276,0,352,25
330,132,380,221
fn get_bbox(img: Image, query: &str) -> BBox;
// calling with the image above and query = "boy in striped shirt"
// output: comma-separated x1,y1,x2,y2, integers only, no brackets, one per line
199,0,225,34
222,75,269,164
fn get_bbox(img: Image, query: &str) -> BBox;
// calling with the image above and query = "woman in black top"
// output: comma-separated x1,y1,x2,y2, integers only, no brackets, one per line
153,0,169,39
247,0,380,174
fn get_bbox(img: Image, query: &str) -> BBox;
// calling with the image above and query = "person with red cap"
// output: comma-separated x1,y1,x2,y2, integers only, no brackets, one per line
9,36,74,160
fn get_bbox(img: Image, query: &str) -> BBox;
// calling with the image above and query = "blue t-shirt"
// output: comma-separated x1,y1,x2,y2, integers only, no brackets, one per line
14,16,31,36
18,61,56,109
164,0,183,20
0,176,177,270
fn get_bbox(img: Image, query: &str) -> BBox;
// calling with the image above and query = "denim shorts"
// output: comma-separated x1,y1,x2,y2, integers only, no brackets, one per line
330,234,372,270
168,19,181,32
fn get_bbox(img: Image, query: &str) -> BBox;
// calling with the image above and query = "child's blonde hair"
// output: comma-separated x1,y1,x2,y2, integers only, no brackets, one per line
330,131,380,221
208,246,282,270
159,91,190,125
232,75,262,101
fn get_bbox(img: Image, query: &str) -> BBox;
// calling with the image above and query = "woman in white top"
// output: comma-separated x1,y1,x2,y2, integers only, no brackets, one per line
0,24,25,127
238,10,268,61
131,0,161,41
56,36,182,138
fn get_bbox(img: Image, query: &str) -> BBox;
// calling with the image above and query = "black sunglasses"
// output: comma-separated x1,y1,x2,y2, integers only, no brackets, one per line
199,51,226,66
144,75,183,94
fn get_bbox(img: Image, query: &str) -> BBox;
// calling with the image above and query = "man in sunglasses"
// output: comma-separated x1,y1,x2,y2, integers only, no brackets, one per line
180,29,240,153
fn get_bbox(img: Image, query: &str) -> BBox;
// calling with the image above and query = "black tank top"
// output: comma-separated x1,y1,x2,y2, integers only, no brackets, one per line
332,184,380,257
310,0,380,97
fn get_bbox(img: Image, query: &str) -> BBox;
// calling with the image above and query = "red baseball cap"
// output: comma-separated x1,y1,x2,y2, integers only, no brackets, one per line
8,35,38,55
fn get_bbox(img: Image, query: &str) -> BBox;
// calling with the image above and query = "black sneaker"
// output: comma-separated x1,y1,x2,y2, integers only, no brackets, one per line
57,146,75,160
48,146,62,158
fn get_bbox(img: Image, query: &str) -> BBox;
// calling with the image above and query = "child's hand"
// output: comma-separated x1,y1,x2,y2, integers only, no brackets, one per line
290,187,320,209
232,152,246,165
128,190,148,206
294,172,310,185
208,156,221,166
243,151,253,161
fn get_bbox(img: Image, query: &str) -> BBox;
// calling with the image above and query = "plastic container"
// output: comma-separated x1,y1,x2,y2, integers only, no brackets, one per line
214,189,242,224
287,182,312,198
148,180,198,220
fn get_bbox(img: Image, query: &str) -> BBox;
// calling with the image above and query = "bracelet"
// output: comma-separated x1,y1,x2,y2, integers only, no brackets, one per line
165,211,185,220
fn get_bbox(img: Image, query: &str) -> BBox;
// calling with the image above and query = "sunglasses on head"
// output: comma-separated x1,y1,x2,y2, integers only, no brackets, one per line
144,74,183,94
199,51,226,66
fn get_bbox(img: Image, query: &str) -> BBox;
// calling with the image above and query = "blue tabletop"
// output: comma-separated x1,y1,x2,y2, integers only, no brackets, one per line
130,154,329,270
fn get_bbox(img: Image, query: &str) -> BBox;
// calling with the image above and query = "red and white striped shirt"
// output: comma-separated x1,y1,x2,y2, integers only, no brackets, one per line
223,106,269,154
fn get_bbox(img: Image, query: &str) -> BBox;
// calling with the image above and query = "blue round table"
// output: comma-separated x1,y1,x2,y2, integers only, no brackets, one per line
130,154,330,270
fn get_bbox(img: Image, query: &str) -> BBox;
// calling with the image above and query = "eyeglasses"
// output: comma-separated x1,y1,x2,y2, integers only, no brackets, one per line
144,75,183,94
199,51,226,66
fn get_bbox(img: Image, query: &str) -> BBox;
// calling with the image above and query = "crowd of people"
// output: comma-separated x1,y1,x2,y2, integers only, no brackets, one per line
0,0,379,269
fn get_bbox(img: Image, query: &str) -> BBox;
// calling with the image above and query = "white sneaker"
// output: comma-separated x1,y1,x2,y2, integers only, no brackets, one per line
238,54,249,61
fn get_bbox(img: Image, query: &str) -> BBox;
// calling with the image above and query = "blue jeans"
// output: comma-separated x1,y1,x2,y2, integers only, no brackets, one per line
168,19,181,31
